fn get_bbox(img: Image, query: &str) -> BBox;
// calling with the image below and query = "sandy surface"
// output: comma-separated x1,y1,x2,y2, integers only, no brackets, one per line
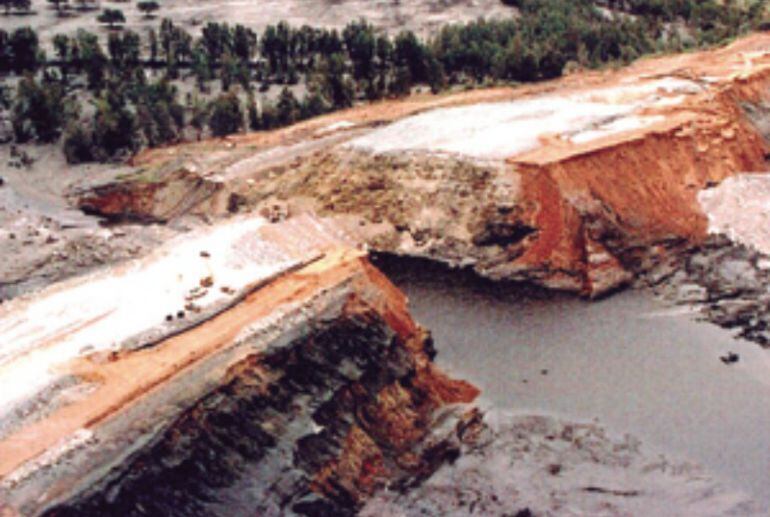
347,78,702,161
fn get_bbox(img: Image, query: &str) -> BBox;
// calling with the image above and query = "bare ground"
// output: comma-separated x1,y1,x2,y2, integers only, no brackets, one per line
0,144,180,299
3,0,514,50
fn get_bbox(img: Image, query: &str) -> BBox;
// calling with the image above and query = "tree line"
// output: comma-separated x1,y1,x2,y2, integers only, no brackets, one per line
0,0,767,163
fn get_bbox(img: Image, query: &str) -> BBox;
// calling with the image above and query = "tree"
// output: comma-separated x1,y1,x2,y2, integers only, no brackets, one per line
53,33,71,78
11,75,65,143
63,122,94,163
232,24,256,62
147,28,158,62
0,30,10,72
276,86,299,126
316,52,354,109
4,0,31,14
261,22,291,75
53,33,69,61
246,94,259,130
77,30,107,89
9,27,39,73
343,19,376,81
137,0,159,18
74,0,98,11
300,89,329,120
389,65,412,97
97,8,125,29
108,30,140,69
426,54,447,94
208,91,243,137
190,94,209,140
47,0,69,15
91,90,137,160
219,52,237,91
201,22,232,64
190,44,210,90
134,79,184,146
394,30,428,83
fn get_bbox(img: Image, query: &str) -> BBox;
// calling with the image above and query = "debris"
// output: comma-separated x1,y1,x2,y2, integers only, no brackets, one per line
200,276,214,288
720,352,739,365
200,251,210,258
582,486,641,497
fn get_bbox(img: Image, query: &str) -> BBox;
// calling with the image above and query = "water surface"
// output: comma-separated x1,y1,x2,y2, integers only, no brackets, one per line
376,257,770,509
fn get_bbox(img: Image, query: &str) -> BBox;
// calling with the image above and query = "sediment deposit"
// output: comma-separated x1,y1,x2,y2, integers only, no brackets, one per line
74,34,770,297
362,412,761,516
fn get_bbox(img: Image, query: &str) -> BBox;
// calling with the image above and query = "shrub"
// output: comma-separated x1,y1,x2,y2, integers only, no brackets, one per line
63,123,94,163
208,92,243,137
11,75,65,143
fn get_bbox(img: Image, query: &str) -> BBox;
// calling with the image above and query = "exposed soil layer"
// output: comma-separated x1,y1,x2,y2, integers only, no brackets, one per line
73,34,770,297
41,300,477,516
0,211,476,516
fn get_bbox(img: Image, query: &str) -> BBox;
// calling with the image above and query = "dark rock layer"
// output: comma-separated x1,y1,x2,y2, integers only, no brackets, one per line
43,301,477,517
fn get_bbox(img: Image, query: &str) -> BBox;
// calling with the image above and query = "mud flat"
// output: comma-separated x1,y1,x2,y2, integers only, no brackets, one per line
377,256,770,514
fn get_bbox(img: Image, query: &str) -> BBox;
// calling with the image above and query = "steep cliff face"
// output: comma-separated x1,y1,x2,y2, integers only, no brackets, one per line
71,34,770,296
0,217,476,516
41,288,477,517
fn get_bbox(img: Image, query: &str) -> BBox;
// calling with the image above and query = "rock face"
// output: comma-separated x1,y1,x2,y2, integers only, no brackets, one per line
0,215,477,516
72,34,770,297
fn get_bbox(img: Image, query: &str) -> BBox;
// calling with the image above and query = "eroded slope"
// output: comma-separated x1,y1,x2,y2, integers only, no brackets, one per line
0,215,477,516
76,34,770,297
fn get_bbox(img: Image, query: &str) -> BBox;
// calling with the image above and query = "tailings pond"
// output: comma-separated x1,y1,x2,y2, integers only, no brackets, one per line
375,257,770,510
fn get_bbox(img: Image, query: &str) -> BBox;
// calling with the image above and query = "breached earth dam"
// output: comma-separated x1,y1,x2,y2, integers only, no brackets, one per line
9,32,770,516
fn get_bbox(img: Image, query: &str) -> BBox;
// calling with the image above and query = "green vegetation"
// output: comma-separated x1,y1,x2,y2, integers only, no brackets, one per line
137,0,159,18
208,91,243,136
0,0,767,163
1,0,32,14
97,8,125,29
12,72,66,142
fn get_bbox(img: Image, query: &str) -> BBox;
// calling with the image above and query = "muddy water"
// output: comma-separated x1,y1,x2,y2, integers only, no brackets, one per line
375,257,770,510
